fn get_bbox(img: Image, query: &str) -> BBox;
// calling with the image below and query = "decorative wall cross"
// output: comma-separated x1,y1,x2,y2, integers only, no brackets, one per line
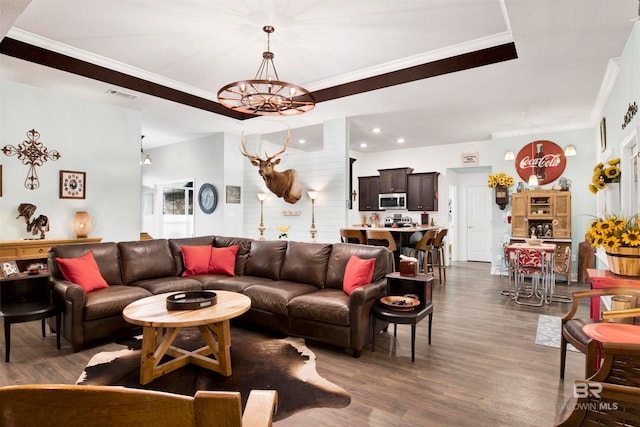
2,129,61,190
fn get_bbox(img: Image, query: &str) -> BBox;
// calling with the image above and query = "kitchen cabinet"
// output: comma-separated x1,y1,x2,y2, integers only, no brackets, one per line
358,176,380,211
378,168,413,194
407,172,439,211
511,190,571,238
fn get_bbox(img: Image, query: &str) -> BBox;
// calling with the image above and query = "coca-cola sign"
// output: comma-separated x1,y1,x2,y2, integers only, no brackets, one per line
515,140,566,185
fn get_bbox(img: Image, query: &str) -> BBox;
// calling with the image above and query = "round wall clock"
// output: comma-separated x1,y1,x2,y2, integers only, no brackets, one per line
198,183,217,214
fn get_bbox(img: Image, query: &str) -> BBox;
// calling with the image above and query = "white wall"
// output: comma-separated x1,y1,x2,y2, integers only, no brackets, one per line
141,133,237,238
240,118,350,243
0,79,141,242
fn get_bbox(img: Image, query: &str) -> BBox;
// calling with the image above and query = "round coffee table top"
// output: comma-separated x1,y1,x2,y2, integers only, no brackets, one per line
123,290,251,328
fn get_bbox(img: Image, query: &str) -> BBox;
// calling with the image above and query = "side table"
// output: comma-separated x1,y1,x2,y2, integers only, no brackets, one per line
0,273,60,362
371,272,433,362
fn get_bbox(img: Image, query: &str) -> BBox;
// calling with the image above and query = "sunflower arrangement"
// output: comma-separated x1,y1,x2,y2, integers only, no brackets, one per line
589,158,621,194
277,225,289,239
487,172,515,188
585,215,640,249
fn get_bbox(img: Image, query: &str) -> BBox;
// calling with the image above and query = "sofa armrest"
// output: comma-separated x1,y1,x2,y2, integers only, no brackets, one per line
348,279,387,354
51,278,86,350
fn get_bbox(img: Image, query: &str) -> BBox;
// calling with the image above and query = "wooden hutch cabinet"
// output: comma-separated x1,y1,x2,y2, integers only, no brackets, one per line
378,167,413,194
407,172,439,211
510,190,572,281
358,176,380,211
511,190,571,238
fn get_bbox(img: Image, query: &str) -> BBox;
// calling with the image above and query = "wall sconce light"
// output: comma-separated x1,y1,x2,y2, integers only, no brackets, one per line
257,192,267,240
528,174,539,187
564,145,577,156
140,135,151,165
504,150,515,160
73,211,92,238
308,190,318,242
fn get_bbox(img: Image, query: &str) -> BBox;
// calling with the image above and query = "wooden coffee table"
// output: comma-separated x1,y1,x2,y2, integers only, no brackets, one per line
122,290,251,385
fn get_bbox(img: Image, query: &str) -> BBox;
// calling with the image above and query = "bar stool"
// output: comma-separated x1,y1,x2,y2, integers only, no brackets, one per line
339,228,366,244
408,229,437,273
429,229,448,283
365,229,398,271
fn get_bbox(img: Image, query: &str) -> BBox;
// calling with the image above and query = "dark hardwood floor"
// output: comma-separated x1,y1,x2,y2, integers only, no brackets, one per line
0,261,591,426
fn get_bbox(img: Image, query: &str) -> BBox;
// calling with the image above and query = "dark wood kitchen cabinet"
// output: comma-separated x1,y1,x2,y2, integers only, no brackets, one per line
358,176,380,211
378,168,413,194
407,172,439,211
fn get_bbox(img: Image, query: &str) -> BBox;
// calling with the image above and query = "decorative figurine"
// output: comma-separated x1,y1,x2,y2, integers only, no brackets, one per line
16,203,49,239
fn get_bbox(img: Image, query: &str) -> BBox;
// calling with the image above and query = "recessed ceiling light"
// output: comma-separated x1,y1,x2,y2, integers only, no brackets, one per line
397,138,405,143
360,142,367,148
298,139,306,144
372,127,381,134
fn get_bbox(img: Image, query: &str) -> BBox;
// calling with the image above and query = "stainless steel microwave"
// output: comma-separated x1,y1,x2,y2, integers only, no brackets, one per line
378,193,407,210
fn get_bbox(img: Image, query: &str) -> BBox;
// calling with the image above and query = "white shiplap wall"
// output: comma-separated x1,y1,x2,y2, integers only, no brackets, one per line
241,118,349,243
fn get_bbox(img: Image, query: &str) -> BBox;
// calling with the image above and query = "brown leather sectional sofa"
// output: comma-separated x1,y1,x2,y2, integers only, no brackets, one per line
48,236,391,357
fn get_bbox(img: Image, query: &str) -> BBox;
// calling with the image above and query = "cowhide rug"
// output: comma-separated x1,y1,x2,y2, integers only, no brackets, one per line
77,327,351,421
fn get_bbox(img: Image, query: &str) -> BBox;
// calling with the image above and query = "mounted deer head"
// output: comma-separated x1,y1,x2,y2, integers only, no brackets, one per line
241,128,302,204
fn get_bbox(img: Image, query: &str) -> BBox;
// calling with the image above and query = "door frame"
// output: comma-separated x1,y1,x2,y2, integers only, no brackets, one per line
447,166,492,262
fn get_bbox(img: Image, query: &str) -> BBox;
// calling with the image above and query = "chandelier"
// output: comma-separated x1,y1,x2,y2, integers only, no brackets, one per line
217,26,315,116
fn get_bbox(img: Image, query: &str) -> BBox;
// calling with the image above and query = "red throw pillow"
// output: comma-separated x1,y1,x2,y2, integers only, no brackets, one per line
343,255,376,295
209,245,239,276
55,251,109,293
180,245,213,276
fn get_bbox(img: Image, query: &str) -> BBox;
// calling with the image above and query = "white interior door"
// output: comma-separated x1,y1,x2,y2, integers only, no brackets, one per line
467,185,492,262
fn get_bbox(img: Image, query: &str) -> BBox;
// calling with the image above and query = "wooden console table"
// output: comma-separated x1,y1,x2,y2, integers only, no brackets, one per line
0,237,102,263
587,269,640,319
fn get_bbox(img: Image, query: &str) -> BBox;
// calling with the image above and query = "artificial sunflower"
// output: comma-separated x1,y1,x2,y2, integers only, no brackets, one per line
586,214,640,249
589,158,620,193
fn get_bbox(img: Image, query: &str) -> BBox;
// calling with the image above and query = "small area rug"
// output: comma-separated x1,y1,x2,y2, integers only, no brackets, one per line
535,314,578,352
77,327,351,421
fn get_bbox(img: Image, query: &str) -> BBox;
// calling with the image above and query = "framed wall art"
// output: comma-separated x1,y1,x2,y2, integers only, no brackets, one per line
226,185,241,204
1,260,20,278
198,183,217,214
60,170,86,199
600,117,607,152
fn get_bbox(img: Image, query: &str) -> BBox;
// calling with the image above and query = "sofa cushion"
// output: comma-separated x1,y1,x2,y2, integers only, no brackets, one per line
84,285,152,321
129,276,203,295
49,242,123,286
198,275,273,293
288,288,350,326
343,255,375,295
243,280,318,316
55,251,109,293
169,236,215,276
209,245,239,276
280,241,331,288
244,240,287,280
214,236,252,276
325,243,389,290
119,239,176,285
180,245,212,276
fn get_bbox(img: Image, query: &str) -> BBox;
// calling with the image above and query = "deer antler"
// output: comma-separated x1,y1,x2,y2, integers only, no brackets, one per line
265,128,292,161
239,133,260,161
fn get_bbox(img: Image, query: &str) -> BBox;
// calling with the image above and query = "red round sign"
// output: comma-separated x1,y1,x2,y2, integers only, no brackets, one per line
514,140,566,185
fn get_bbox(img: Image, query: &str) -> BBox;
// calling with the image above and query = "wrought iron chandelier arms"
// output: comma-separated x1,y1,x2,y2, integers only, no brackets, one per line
217,25,315,116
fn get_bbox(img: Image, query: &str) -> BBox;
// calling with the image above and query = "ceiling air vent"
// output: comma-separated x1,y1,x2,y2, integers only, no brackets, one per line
106,89,138,100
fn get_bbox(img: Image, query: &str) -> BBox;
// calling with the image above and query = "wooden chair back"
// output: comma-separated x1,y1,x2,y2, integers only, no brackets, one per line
414,229,437,252
365,229,397,252
0,385,277,427
432,228,448,248
340,228,366,244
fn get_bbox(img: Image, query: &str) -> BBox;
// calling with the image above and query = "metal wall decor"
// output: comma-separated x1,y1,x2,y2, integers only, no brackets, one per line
622,101,638,130
2,129,61,190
